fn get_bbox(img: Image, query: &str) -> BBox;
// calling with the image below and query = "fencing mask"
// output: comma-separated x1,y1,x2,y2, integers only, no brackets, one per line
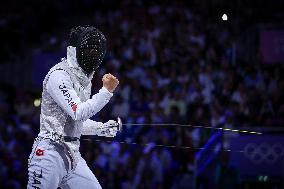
68,26,107,74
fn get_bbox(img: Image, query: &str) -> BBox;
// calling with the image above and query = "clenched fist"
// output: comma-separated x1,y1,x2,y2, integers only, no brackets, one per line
102,73,119,93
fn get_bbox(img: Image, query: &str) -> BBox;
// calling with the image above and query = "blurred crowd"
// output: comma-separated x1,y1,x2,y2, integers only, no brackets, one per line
1,0,284,188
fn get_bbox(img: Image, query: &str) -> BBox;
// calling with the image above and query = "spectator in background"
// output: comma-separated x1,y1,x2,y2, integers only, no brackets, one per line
111,95,130,119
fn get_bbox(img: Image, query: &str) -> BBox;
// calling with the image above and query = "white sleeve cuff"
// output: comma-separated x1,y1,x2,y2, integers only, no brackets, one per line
100,86,113,98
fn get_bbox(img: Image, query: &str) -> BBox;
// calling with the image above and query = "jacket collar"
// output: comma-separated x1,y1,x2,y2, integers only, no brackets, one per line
67,46,79,68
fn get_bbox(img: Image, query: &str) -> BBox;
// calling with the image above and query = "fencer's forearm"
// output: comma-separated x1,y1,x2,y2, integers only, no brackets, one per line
74,87,112,121
81,119,103,135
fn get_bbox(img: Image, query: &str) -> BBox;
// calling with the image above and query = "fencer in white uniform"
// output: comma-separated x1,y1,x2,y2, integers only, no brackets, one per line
27,26,119,189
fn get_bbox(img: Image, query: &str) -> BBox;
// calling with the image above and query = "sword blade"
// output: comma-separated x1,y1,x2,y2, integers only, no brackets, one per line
121,123,262,135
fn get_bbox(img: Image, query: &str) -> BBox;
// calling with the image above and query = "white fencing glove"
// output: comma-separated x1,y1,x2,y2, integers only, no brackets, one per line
96,120,119,137
82,117,122,137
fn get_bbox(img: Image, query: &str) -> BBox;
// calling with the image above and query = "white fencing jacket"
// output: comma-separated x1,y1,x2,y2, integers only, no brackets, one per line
37,46,112,167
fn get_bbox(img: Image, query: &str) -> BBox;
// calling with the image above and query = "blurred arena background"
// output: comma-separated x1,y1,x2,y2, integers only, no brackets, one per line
0,0,284,188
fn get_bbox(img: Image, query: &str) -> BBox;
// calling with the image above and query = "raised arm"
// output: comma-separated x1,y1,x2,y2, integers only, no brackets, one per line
46,70,115,122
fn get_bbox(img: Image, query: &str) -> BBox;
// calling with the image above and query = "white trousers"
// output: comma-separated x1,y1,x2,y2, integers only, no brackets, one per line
27,139,102,189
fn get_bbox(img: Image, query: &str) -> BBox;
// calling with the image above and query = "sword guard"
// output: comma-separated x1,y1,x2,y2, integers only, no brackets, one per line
117,117,122,131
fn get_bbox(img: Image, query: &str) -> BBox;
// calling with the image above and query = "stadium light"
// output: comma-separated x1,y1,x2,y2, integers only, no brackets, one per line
222,14,228,21
34,98,41,107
